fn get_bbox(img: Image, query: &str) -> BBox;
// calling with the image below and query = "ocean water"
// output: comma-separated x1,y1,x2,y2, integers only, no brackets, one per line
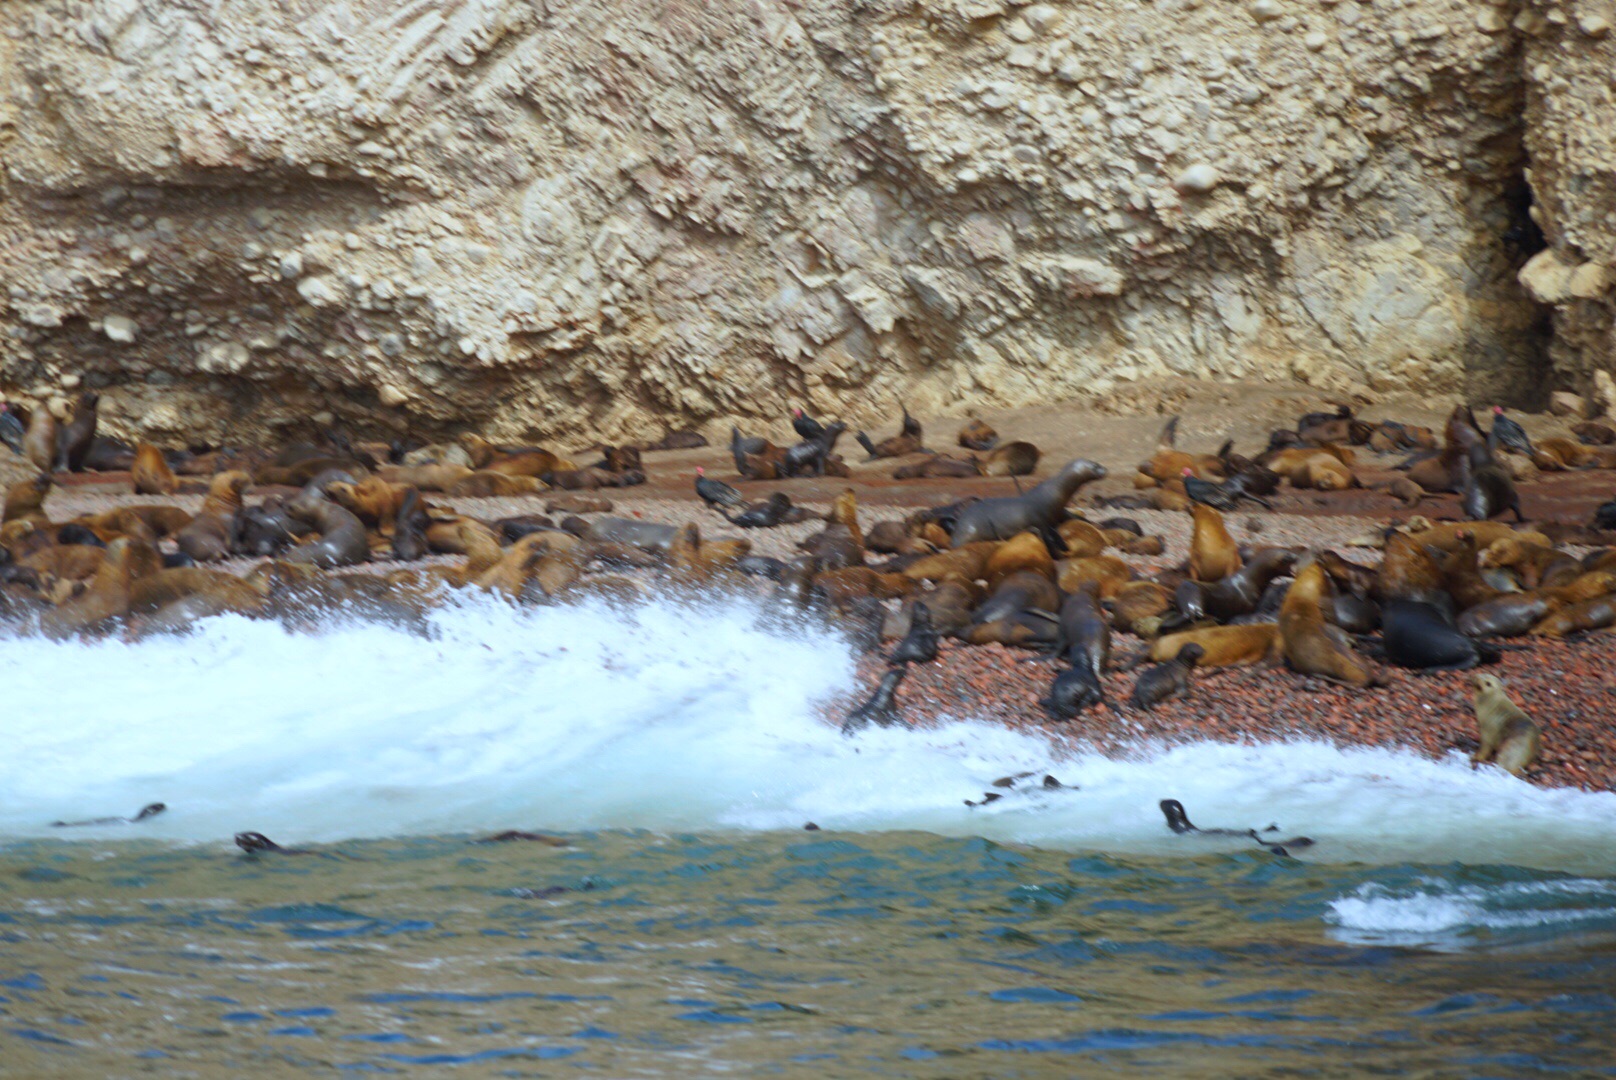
2,597,1614,1076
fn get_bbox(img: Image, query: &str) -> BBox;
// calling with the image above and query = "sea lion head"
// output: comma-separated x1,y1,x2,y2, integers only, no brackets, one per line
1472,672,1504,695
1174,643,1206,666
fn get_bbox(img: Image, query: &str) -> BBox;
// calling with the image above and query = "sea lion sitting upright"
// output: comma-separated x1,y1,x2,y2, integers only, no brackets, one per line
1471,673,1542,776
950,459,1107,547
131,443,179,495
1279,562,1378,687
841,666,908,735
54,391,100,472
22,404,57,472
175,471,250,563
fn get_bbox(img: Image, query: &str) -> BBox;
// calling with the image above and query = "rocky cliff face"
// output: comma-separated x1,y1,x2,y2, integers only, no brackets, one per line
0,0,1608,447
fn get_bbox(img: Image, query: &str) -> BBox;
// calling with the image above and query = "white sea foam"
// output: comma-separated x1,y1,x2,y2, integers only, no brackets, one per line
1326,877,1616,949
3,596,1615,873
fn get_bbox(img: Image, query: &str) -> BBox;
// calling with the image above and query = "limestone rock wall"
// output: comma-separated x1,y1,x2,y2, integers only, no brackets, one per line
0,0,1599,446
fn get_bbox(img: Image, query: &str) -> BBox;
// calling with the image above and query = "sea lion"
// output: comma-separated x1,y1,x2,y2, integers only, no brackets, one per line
391,487,430,562
1460,443,1524,523
130,442,179,495
283,496,369,568
586,517,679,554
1530,595,1616,638
894,454,980,480
1055,555,1132,599
841,666,908,734
234,832,314,855
783,421,847,478
53,391,100,473
489,450,566,478
856,405,923,459
378,463,475,491
1279,563,1377,687
1041,661,1105,719
449,471,542,498
1143,624,1282,669
51,802,166,828
21,404,57,472
1199,547,1300,622
1110,580,1172,635
958,419,999,451
1188,503,1241,583
1159,799,1313,856
2,474,51,525
1052,582,1110,686
1129,643,1203,710
983,531,1056,588
980,441,1041,477
231,496,301,557
1381,598,1495,670
1138,416,1226,483
726,492,810,529
951,459,1106,547
39,536,164,638
175,471,251,563
1458,592,1561,639
1471,673,1542,777
547,494,613,515
639,429,708,451
890,601,939,664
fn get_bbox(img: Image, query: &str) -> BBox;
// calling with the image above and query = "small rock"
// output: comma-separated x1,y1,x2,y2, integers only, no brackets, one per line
102,314,137,343
1593,370,1616,418
1570,262,1610,299
1173,164,1221,194
1249,0,1282,23
377,383,409,407
21,304,63,329
1476,7,1509,33
1549,391,1587,419
1304,30,1329,50
297,274,343,307
1579,14,1611,37
60,373,81,390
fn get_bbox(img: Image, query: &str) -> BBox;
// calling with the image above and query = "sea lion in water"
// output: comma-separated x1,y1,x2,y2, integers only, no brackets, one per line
51,802,166,828
1381,598,1496,670
234,832,314,855
53,391,100,472
1471,673,1542,776
950,459,1107,547
1159,799,1314,856
1129,643,1203,711
841,666,908,734
131,443,179,495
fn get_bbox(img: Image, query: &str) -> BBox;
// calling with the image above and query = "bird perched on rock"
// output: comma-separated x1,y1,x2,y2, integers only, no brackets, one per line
792,408,826,441
1489,406,1534,456
842,666,908,734
890,602,939,666
694,466,745,512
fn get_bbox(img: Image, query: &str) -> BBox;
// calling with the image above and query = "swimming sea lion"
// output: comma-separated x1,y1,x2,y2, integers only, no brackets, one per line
1159,798,1314,856
1129,643,1203,710
1471,673,1542,776
51,802,166,828
950,459,1107,547
841,666,908,734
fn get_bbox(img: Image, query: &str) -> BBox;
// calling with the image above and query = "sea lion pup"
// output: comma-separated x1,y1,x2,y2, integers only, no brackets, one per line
1129,643,1203,711
377,462,475,492
53,391,100,472
1471,673,1542,777
1381,598,1496,670
980,441,1041,477
1048,582,1109,694
951,459,1107,547
959,418,999,451
841,665,909,735
39,536,164,638
391,487,430,561
890,601,939,665
22,403,58,472
783,421,847,478
283,495,369,569
894,454,980,480
1142,624,1282,669
175,471,251,563
449,471,542,498
130,443,178,495
2,474,51,526
1188,503,1241,583
1041,659,1104,720
1279,563,1378,687
1460,442,1525,523
856,404,924,459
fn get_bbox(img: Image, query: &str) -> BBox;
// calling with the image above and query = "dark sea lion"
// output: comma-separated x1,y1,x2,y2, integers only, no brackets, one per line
475,830,570,846
890,600,939,665
83,436,135,472
233,496,301,557
841,666,908,734
951,459,1107,547
1382,598,1496,670
1041,661,1104,719
1159,798,1314,856
1471,674,1542,776
784,421,847,478
1200,547,1300,622
53,391,100,472
234,831,313,855
1530,595,1616,638
283,497,369,568
1054,583,1110,681
586,517,678,554
1129,643,1203,710
726,491,809,529
1458,592,1560,639
1460,443,1525,523
391,487,430,561
51,802,166,828
0,402,25,456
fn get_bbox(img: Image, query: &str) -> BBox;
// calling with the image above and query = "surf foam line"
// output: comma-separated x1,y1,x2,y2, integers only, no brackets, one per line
2,596,1614,872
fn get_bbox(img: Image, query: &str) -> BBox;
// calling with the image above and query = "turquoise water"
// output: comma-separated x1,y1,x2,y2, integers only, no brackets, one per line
3,599,1614,1075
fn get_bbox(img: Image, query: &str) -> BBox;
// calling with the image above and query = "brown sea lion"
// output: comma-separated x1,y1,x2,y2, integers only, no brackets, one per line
1138,417,1226,483
1530,595,1616,638
131,443,179,495
1279,563,1377,687
1056,555,1132,599
980,441,1041,477
2,474,51,525
1145,624,1282,669
894,455,980,480
983,531,1055,589
1188,503,1241,583
856,405,924,459
547,494,613,515
377,463,475,491
489,451,565,478
175,472,251,563
900,542,996,585
39,536,164,638
1110,580,1172,635
22,404,57,472
959,419,999,451
54,391,100,473
449,471,543,498
1471,674,1541,776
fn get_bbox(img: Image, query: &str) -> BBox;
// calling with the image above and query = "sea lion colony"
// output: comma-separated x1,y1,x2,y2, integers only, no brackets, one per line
3,393,1615,784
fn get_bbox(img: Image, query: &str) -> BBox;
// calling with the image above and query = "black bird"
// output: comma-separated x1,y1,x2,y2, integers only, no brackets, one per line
792,408,826,441
1180,467,1271,511
694,466,745,511
890,602,939,666
1488,406,1534,456
725,491,795,529
842,666,908,734
0,403,25,456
